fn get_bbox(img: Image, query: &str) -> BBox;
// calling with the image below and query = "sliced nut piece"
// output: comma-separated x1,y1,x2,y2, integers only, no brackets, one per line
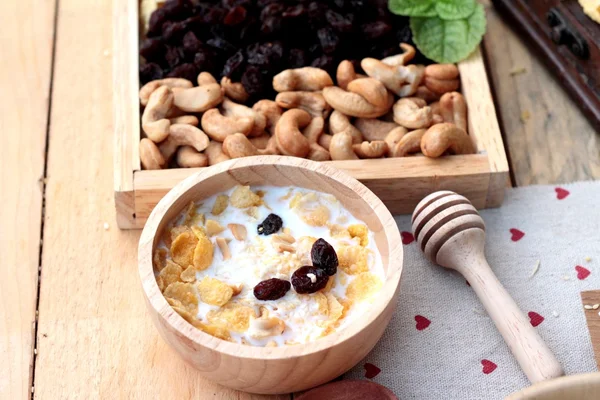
201,109,254,142
140,138,166,170
361,58,424,97
353,141,389,158
384,126,408,156
158,124,210,160
381,43,416,67
414,85,440,102
141,85,173,143
206,219,225,236
215,237,231,260
176,146,208,168
169,115,199,126
231,284,243,296
228,223,247,240
220,76,249,103
205,141,231,166
275,91,331,118
390,129,426,157
173,83,223,113
439,91,468,133
222,97,266,137
139,78,193,106
421,123,475,157
277,243,296,253
276,233,295,244
197,72,218,86
354,118,400,141
328,111,363,144
212,195,229,215
273,67,334,92
393,97,433,129
318,133,333,150
330,132,359,160
274,109,312,157
252,100,283,135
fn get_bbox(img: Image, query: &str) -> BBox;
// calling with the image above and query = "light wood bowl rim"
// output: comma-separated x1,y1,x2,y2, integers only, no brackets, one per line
138,155,403,360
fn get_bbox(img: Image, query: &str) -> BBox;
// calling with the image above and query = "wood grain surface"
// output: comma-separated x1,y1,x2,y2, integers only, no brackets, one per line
581,291,600,369
0,0,55,398
483,2,600,186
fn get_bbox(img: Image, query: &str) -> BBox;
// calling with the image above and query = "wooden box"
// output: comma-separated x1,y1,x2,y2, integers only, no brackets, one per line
113,0,509,229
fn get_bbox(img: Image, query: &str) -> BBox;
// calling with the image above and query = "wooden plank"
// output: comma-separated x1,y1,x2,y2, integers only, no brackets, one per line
581,291,600,369
133,155,491,225
483,3,600,186
0,0,55,398
33,0,287,398
113,0,140,229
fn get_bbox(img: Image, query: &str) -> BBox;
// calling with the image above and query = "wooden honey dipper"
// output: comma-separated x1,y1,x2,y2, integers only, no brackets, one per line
411,191,564,383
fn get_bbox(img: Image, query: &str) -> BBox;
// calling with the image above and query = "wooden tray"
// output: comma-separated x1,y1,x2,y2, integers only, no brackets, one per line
113,0,509,229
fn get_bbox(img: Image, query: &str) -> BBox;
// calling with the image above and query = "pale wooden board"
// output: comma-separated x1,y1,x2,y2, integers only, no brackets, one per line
33,0,287,398
483,2,600,186
581,291,600,369
0,0,55,398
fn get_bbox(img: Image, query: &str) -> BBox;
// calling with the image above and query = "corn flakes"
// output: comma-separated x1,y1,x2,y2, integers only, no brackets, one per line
248,315,285,338
157,260,183,291
192,232,213,270
171,231,198,267
337,245,370,275
323,276,335,292
348,224,369,246
346,272,383,302
170,225,191,242
182,201,197,226
244,206,259,219
153,247,167,271
164,282,198,314
329,224,351,239
302,205,330,227
207,302,257,332
313,292,329,316
197,276,233,306
191,225,206,239
197,322,231,341
211,194,229,215
180,265,197,282
230,186,262,208
205,219,225,236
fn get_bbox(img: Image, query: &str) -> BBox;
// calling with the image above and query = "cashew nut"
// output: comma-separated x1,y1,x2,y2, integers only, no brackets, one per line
384,126,408,156
252,100,283,135
275,91,332,118
249,134,270,150
201,109,254,142
361,58,424,97
223,133,279,159
322,78,393,118
221,97,266,137
381,43,416,67
354,118,400,141
274,109,312,157
169,115,199,126
141,85,173,143
439,91,468,133
139,78,193,106
173,83,223,112
420,123,475,157
393,97,433,129
330,132,359,160
140,138,166,170
158,124,210,161
205,141,231,166
318,133,333,150
424,64,460,94
353,141,389,158
414,85,440,103
221,76,249,103
390,129,426,157
273,67,333,92
329,111,363,144
197,72,218,86
336,60,357,90
308,143,331,161
177,146,208,168
302,116,324,143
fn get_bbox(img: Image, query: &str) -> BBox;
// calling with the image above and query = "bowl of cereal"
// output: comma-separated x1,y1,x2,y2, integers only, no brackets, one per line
138,155,402,394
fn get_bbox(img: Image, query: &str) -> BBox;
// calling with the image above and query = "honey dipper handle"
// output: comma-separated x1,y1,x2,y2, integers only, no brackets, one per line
461,255,564,383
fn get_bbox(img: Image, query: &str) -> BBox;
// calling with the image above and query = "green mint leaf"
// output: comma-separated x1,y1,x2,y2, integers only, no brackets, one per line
410,3,486,63
435,0,477,20
388,0,437,17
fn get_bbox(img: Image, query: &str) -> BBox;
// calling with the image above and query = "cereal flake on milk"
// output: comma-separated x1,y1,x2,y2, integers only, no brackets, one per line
154,185,385,347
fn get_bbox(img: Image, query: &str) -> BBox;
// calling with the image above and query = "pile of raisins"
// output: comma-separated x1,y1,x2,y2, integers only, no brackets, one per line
140,0,430,101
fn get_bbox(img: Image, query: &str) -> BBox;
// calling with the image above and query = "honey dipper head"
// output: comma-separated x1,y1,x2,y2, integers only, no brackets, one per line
411,191,485,266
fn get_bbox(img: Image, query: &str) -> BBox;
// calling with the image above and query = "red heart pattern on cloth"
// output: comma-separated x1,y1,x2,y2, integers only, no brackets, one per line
509,228,525,242
401,231,415,245
414,315,431,331
481,359,497,374
364,363,381,379
528,311,544,327
576,265,591,280
555,187,570,200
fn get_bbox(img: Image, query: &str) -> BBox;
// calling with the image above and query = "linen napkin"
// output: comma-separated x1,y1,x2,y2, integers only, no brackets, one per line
344,181,600,399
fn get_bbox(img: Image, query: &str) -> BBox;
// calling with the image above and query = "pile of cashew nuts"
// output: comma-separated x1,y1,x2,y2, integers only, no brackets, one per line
138,43,475,170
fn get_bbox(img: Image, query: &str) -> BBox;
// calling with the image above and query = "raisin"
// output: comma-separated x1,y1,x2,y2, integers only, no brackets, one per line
326,10,353,33
253,278,291,300
291,266,328,294
162,20,188,42
193,49,216,72
362,21,391,40
164,46,184,68
166,63,198,82
282,5,306,19
311,238,338,276
140,63,164,84
222,50,246,79
147,8,169,37
224,6,247,26
260,16,281,36
182,31,203,57
207,37,237,54
257,213,283,236
242,66,268,97
287,48,307,68
139,38,165,62
317,27,339,54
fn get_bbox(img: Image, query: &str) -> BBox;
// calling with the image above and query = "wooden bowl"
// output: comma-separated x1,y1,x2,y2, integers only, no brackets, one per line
138,156,403,394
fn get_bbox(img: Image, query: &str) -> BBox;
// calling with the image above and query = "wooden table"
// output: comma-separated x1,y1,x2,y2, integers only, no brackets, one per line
1,1,598,399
